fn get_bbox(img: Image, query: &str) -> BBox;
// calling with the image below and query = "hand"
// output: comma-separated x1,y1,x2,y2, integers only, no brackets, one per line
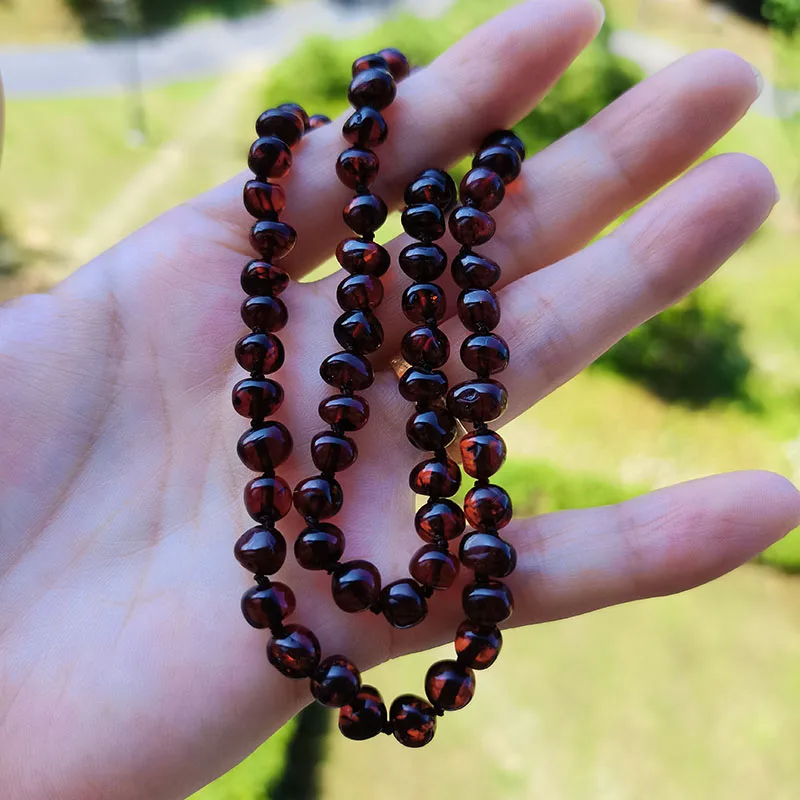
1,1,797,798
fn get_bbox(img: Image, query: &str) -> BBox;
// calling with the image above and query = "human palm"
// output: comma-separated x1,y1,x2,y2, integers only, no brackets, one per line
2,2,799,799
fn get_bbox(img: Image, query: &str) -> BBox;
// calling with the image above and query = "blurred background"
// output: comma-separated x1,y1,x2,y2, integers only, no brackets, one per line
1,0,799,797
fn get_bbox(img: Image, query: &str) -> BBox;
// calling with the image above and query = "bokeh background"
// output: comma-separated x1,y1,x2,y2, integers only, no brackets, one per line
2,0,799,797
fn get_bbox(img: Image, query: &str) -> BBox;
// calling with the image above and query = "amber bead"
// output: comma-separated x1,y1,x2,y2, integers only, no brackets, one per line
460,429,507,479
318,394,369,432
241,295,288,333
308,113,331,129
402,283,446,324
404,170,457,211
255,108,304,147
401,325,450,369
334,309,384,354
459,532,516,578
449,206,496,248
455,620,502,669
250,220,297,260
242,582,295,629
278,102,310,131
343,194,388,236
337,273,384,311
460,332,509,376
234,525,287,574
336,238,390,277
311,655,361,708
248,136,292,179
451,252,501,289
339,685,388,741
398,368,448,403
352,53,389,75
462,580,514,625
410,544,460,591
243,180,286,219
406,406,458,451
320,351,374,391
447,379,508,423
464,484,513,530
401,203,446,242
398,243,448,282
267,624,321,679
460,167,505,211
336,147,380,190
232,378,284,419
311,431,358,473
295,522,345,571
390,695,437,748
380,579,428,629
237,422,293,472
342,107,388,148
473,144,522,185
458,288,501,332
378,47,411,81
425,659,475,711
410,456,461,497
481,129,526,161
241,260,290,297
332,560,382,613
244,475,293,522
348,67,397,110
293,475,343,520
235,333,285,374
415,498,466,542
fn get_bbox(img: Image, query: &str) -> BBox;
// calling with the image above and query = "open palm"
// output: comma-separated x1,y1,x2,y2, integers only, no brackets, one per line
2,2,798,798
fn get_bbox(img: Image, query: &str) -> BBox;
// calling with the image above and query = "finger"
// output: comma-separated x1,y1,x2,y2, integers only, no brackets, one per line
186,0,604,276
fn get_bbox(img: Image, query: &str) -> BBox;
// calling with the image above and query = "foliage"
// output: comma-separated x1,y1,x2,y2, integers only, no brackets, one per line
763,0,800,34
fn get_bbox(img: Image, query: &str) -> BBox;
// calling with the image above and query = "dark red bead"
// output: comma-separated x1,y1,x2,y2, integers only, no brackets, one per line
255,108,304,147
451,252,501,289
481,129,526,161
240,260,290,297
293,475,343,520
460,429,507,479
339,685,387,741
243,475,293,522
278,102,310,131
404,169,457,211
234,525,287,574
241,295,288,332
334,309,384,354
295,522,345,571
232,378,284,419
401,325,449,369
459,532,516,577
398,243,448,282
462,580,514,625
336,238,390,277
343,194,388,236
455,620,502,669
458,288,501,331
267,624,321,679
311,655,361,708
447,379,508,423
320,351,374,391
241,582,295,629
406,406,458,451
237,422,293,471
243,180,286,219
473,144,522,185
449,206,496,247
352,53,389,75
464,484,513,530
235,333,285,374
402,282,446,324
410,456,461,497
401,203,446,242
410,544,460,591
342,107,388,148
378,47,411,81
308,113,331,129
311,431,358,473
248,136,292,178
332,560,382,613
348,67,397,110
460,332,509,376
390,695,437,748
318,394,369,432
415,498,466,542
425,659,475,711
337,274,384,310
336,147,380,190
380,579,428,629
250,220,297,260
460,167,505,211
398,368,448,403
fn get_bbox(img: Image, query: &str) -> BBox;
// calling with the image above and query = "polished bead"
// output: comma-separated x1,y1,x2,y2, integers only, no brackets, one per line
410,544,460,591
242,582,295,629
293,475,343,520
343,194,388,236
250,220,297,260
255,108,305,147
458,288,501,331
398,368,448,403
390,695,437,748
464,484,513,530
410,456,461,497
447,379,508,423
460,332,509,376
320,351,374,391
398,243,448,282
332,560,382,613
401,325,449,369
401,282,446,324
461,429,507,478
278,102,310,131
248,136,292,178
318,394,370,432
380,579,428,629
243,475,293,522
401,203,446,242
459,532,516,577
232,378,284,419
336,147,380,190
406,406,458,451
352,53,389,75
339,685,388,741
449,206,496,247
462,580,514,625
337,274,384,310
241,260,290,297
235,333,285,374
404,169,457,211
348,67,397,110
241,295,288,332
308,113,331,129
455,620,502,669
295,522,345,570
451,252,501,289
267,624,321,679
481,129,526,161
335,238,390,277
237,422,293,471
425,659,475,711
334,309,384,354
234,525,287,574
311,655,361,708
473,144,522,185
460,167,505,211
415,498,466,543
311,431,358,473
378,47,411,81
243,180,286,219
342,107,388,148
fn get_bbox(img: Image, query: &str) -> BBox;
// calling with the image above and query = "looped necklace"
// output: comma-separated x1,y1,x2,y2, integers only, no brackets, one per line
232,47,525,748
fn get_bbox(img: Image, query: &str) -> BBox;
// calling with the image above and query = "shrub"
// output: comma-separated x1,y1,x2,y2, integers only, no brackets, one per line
763,0,800,35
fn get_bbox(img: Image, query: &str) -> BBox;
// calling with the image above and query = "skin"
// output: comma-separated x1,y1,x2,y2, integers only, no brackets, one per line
1,1,799,798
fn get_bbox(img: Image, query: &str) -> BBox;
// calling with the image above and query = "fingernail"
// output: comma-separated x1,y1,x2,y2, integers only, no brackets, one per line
774,181,781,204
589,0,606,26
750,62,764,98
